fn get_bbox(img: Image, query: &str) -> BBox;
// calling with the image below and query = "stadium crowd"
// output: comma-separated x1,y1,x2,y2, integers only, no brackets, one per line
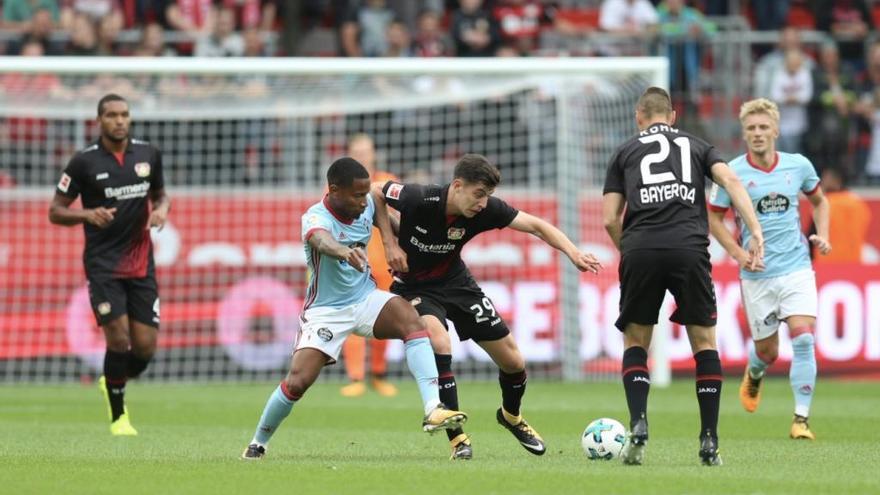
3,0,880,185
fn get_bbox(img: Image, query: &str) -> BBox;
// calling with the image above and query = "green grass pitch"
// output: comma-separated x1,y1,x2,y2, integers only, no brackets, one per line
1,379,876,494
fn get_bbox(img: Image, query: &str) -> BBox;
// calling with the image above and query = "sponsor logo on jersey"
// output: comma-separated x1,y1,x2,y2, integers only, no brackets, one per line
424,196,440,202
756,192,789,215
134,162,151,177
409,236,456,253
97,302,112,315
747,180,757,189
415,226,427,234
96,172,109,180
386,183,403,200
316,327,333,342
58,173,71,193
447,227,465,240
104,181,150,200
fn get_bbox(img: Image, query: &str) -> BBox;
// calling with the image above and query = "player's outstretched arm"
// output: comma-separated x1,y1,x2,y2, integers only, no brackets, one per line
708,209,764,272
508,211,601,274
711,162,764,266
308,229,368,272
48,193,116,228
370,182,408,272
806,188,832,255
148,188,171,231
601,192,625,252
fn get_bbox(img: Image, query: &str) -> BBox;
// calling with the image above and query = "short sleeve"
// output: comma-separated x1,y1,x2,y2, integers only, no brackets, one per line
602,150,625,195
381,181,423,212
56,155,84,198
800,157,820,195
708,182,731,212
484,197,519,229
151,147,165,190
302,210,333,242
703,145,725,179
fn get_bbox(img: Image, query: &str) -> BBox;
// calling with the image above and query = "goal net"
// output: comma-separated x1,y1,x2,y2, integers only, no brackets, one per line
0,57,668,383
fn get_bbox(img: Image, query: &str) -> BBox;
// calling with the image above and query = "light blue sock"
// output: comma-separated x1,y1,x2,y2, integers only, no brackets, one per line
251,385,296,446
404,336,442,415
748,344,769,379
790,333,817,418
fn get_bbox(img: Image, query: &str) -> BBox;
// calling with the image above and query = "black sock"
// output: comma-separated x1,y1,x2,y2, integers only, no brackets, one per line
499,369,527,418
126,352,150,378
103,350,128,421
435,354,463,441
622,346,650,430
694,349,723,440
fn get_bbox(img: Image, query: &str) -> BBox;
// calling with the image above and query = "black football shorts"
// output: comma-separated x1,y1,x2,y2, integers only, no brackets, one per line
87,273,160,328
391,272,510,342
616,249,716,331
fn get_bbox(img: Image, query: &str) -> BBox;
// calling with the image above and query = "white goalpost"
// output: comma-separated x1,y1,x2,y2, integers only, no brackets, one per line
0,56,670,386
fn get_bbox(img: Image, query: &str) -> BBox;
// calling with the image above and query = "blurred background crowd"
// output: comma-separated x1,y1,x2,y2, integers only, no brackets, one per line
4,0,880,186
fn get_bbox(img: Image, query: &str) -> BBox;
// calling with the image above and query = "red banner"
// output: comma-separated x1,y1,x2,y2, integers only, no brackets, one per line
1,193,878,375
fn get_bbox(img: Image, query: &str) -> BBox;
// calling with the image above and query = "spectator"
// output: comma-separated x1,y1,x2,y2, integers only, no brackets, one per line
450,0,501,57
223,0,277,31
769,49,813,154
856,46,880,182
65,13,99,55
656,0,716,97
753,27,815,99
2,0,61,31
339,0,395,57
806,41,857,175
165,0,215,35
384,19,412,57
812,167,871,263
242,28,268,57
132,22,176,56
12,7,65,55
96,12,123,54
814,0,871,71
412,10,450,57
493,0,557,55
599,0,658,35
195,6,244,57
751,0,789,31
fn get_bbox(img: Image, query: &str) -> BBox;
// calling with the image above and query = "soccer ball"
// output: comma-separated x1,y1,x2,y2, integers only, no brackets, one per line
581,418,626,460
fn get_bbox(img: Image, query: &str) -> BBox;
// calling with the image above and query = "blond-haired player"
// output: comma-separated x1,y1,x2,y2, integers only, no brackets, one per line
708,98,831,440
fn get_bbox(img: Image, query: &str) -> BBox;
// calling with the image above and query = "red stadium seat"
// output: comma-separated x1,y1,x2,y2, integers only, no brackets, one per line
555,8,600,31
786,5,816,29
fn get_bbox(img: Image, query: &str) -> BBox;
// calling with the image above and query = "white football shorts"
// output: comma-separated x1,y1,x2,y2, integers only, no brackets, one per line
740,269,817,341
296,289,396,364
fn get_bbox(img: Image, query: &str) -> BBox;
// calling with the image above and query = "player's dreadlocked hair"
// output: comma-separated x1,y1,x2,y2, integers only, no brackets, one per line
97,93,127,116
327,157,370,187
454,153,501,188
636,87,673,118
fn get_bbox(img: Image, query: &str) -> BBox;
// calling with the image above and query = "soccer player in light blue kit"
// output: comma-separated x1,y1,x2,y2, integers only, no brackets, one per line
241,158,467,460
708,98,831,440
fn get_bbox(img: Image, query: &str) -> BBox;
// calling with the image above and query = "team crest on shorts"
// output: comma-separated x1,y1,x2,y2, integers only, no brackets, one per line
134,162,151,177
97,302,112,315
317,328,333,342
447,227,465,240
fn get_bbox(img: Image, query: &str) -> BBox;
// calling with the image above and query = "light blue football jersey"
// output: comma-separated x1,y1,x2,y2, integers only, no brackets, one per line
709,152,819,280
301,194,376,309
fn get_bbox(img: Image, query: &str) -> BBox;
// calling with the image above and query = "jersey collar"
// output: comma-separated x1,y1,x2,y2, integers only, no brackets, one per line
323,195,354,224
746,151,779,173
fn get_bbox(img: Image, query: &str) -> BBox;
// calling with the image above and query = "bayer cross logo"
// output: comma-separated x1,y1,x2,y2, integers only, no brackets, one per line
316,328,333,342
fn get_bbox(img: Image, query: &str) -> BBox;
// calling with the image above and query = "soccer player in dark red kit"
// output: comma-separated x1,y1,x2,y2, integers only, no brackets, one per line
49,94,170,436
373,153,601,460
602,87,763,466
